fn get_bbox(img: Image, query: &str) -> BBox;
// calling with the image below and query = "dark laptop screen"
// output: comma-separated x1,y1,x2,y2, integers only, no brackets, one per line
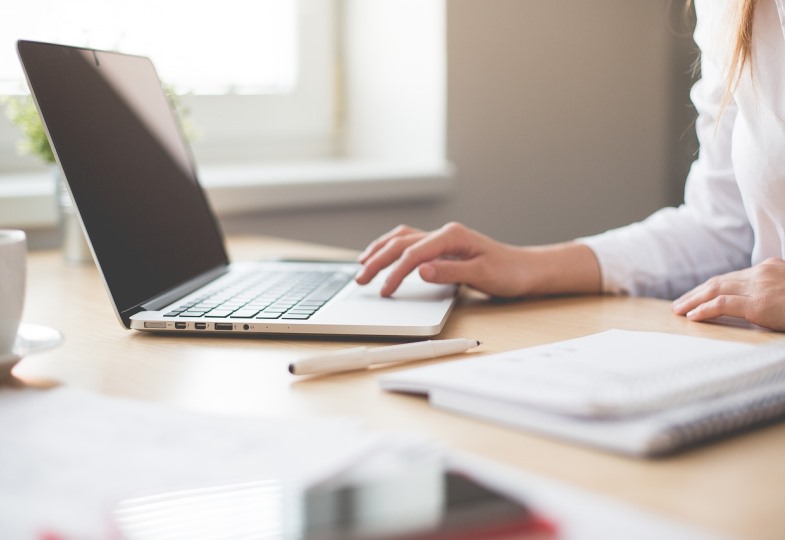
17,41,229,322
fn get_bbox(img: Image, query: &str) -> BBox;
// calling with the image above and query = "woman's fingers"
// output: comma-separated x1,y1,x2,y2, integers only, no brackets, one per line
672,276,746,315
356,222,481,296
682,295,749,322
378,223,480,296
357,224,422,264
355,231,425,285
672,259,785,330
417,258,481,286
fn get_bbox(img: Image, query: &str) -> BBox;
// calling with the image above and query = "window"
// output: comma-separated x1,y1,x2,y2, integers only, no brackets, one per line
0,0,336,170
0,0,450,229
0,0,300,95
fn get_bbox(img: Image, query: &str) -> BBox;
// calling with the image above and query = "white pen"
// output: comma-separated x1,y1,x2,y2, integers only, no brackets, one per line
288,338,481,375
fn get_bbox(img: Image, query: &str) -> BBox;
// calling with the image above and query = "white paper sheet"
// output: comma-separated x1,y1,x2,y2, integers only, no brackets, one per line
0,387,384,539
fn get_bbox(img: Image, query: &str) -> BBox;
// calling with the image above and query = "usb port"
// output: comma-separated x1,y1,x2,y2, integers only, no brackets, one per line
144,321,167,329
195,322,207,330
214,323,233,331
175,322,187,330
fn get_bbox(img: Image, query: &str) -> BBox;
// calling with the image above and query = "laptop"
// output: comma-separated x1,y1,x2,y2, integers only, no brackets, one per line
17,40,456,337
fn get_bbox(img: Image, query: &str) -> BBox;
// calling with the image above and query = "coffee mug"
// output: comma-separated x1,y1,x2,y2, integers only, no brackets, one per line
0,230,26,358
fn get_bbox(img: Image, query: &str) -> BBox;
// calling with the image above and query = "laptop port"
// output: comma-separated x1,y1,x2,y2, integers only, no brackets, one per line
195,322,207,330
174,322,187,330
143,321,167,329
214,323,233,331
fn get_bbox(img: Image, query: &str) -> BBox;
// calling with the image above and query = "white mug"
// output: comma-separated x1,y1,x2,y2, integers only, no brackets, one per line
0,230,26,358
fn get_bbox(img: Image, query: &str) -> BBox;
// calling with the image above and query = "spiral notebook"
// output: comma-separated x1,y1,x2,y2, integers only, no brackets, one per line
380,330,785,457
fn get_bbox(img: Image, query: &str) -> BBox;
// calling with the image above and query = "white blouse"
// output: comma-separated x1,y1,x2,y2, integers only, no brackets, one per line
579,0,785,299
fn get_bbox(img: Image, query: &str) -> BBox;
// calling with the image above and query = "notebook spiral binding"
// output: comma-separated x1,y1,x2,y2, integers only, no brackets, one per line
655,379,785,454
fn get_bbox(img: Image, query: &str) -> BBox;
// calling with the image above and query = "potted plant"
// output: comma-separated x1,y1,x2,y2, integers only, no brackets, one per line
1,94,92,263
1,94,55,164
2,88,196,263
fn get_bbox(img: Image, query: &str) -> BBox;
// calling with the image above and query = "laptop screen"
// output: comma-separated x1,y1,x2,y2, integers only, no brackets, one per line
18,41,229,321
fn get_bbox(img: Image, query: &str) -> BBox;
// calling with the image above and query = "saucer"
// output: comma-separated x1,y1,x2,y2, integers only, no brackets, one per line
0,323,64,372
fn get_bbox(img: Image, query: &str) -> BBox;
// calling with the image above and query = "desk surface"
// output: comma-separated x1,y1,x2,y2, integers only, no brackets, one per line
14,236,785,540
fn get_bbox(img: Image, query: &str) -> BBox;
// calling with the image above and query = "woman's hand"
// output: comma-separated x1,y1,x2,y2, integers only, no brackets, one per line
355,222,602,298
672,257,785,331
355,222,526,297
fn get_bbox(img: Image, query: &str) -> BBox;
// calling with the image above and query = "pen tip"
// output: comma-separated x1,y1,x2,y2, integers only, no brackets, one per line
288,364,296,375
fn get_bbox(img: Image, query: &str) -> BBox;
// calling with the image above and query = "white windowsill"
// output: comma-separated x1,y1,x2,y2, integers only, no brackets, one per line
0,160,454,229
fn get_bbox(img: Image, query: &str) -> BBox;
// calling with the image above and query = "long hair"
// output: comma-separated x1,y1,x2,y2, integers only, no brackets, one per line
727,0,757,89
686,0,757,96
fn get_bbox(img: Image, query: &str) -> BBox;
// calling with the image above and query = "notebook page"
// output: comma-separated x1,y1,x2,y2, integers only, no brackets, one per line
380,330,759,418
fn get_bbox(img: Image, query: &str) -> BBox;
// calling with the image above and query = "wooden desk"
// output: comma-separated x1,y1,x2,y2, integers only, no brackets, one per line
14,236,785,540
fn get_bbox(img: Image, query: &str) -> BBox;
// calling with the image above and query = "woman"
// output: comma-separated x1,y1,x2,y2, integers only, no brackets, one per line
355,0,785,331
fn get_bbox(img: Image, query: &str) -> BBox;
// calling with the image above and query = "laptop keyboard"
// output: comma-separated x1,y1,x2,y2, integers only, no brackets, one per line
163,269,355,321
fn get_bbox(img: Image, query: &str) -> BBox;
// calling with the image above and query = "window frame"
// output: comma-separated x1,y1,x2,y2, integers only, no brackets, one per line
0,0,452,231
0,0,337,172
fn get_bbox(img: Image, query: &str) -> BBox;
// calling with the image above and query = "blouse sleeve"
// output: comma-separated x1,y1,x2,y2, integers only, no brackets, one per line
576,0,753,299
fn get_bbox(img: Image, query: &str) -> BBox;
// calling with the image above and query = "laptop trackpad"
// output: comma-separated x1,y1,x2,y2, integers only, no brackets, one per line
313,272,456,326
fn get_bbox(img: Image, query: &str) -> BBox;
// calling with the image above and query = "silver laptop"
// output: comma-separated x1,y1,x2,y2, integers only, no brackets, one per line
17,40,456,337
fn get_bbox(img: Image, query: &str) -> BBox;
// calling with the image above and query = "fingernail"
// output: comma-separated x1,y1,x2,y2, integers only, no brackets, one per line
381,278,395,297
420,264,436,281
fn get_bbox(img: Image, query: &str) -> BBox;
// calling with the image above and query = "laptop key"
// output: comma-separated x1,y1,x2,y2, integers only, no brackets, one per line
256,312,282,319
286,309,317,315
261,307,288,313
205,310,233,318
281,313,311,320
230,309,261,318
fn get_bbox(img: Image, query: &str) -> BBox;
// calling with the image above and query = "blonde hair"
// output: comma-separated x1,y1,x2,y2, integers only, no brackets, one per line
686,0,757,96
728,0,757,89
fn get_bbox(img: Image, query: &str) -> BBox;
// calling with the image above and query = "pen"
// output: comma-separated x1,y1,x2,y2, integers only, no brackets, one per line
288,338,481,375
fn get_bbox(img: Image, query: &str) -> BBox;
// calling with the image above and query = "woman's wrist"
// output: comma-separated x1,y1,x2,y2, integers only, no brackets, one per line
517,242,602,296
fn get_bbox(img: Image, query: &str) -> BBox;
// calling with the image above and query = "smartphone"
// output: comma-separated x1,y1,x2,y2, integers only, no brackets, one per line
302,471,556,540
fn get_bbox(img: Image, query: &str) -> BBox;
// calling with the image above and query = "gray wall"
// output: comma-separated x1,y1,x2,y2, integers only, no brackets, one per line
222,0,698,251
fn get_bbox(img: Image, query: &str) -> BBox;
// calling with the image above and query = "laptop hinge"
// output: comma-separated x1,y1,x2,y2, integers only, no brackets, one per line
138,265,229,313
